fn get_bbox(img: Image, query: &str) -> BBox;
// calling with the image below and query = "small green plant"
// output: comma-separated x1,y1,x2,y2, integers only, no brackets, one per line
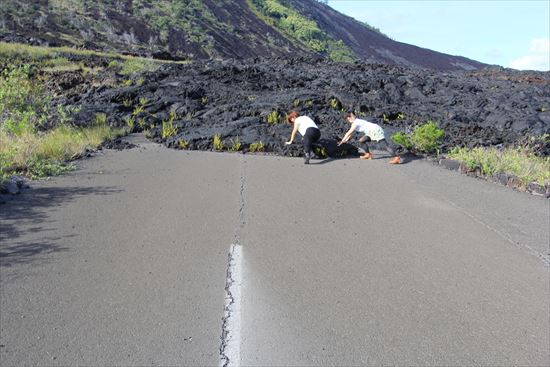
230,136,242,152
136,77,145,86
123,79,133,87
247,95,257,102
201,96,208,105
178,140,189,150
123,98,132,108
397,112,406,119
139,97,149,106
126,117,135,130
411,120,445,153
314,146,328,158
108,60,120,69
249,141,265,153
267,110,283,125
133,105,144,117
213,133,223,151
162,111,178,139
95,113,107,127
292,99,301,108
329,98,340,109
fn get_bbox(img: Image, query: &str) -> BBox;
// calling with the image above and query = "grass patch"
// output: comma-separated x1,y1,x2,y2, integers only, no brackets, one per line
448,146,550,187
1,125,125,180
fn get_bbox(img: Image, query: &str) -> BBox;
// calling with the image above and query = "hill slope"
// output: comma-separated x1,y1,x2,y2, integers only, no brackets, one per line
0,0,486,71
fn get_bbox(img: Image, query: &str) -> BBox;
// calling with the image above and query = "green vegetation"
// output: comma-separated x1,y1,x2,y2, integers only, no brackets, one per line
249,141,265,152
392,121,445,154
1,124,125,181
213,133,224,151
391,131,414,150
267,110,284,125
248,0,356,62
448,146,550,187
162,111,178,139
178,139,189,150
230,136,242,152
0,42,129,182
329,98,340,109
314,146,328,158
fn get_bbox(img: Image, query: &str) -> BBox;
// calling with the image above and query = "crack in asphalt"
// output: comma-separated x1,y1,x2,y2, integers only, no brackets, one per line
220,157,246,367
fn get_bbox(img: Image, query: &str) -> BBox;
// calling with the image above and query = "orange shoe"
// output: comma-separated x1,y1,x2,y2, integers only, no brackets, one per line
361,153,373,160
389,156,402,164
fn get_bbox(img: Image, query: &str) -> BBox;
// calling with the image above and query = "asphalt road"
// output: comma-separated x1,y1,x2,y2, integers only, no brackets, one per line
1,135,548,366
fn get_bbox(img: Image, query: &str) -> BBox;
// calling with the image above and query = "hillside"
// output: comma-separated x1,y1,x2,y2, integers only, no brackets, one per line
0,0,486,71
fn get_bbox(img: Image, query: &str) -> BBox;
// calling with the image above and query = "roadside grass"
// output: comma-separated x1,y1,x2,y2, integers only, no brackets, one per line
448,146,550,187
0,125,126,180
0,43,129,183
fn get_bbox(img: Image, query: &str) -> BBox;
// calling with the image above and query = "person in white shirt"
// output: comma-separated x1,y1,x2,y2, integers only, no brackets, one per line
338,111,402,164
285,110,321,164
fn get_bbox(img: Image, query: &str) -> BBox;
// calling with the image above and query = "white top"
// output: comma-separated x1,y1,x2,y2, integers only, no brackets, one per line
353,118,385,141
296,116,319,136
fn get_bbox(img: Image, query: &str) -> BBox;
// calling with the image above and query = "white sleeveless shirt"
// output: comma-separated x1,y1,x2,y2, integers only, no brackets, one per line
353,118,385,141
296,116,318,136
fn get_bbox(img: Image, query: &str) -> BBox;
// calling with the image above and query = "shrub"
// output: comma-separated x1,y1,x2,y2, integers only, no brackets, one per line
411,121,445,153
391,131,413,150
392,121,445,154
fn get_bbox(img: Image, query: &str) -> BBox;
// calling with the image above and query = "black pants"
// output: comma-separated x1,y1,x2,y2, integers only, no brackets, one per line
359,135,397,156
303,127,321,155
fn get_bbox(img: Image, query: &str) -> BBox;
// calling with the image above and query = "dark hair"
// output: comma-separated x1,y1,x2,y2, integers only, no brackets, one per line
287,110,300,123
345,110,356,118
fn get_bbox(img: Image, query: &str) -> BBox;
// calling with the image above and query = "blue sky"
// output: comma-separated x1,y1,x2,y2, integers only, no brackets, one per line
327,0,550,71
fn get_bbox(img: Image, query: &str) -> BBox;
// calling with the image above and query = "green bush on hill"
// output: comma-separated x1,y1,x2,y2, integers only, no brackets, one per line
248,0,356,62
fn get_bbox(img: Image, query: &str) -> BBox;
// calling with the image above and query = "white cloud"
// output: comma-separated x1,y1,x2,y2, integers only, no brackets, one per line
510,38,550,71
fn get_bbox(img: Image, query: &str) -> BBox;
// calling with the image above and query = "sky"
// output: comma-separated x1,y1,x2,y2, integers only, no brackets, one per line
327,0,550,71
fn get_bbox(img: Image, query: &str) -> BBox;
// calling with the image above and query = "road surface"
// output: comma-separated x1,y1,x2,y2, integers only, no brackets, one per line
1,134,548,366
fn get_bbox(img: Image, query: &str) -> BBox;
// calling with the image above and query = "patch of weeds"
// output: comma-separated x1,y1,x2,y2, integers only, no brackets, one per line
314,146,328,158
292,99,301,108
123,98,132,108
213,133,223,151
329,98,340,109
120,58,160,76
201,95,208,105
267,110,283,125
123,79,133,87
448,146,550,187
230,136,242,152
95,113,107,127
179,140,189,150
249,141,265,153
26,156,75,178
162,111,178,139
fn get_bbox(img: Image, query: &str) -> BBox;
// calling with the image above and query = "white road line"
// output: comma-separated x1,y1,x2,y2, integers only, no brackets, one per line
220,243,242,367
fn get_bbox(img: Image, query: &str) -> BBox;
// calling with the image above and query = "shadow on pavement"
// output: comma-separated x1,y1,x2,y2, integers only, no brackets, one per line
0,185,121,268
